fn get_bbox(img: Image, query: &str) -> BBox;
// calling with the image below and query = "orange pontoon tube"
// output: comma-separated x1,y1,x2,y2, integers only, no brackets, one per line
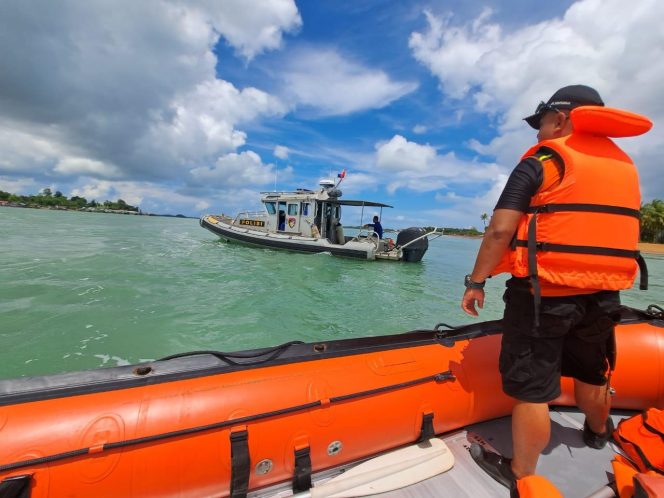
0,305,663,497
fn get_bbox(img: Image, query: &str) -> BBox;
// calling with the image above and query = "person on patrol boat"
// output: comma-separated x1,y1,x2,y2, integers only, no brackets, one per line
364,215,383,239
460,85,652,488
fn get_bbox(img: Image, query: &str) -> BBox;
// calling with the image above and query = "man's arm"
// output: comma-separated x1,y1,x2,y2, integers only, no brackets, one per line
470,209,523,282
460,153,549,316
461,209,523,316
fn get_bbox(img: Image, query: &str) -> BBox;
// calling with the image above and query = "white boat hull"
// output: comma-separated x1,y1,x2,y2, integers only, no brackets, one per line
200,215,378,259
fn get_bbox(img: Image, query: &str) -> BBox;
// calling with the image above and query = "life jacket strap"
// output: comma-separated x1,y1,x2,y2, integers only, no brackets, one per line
514,240,649,291
526,203,641,219
527,213,541,331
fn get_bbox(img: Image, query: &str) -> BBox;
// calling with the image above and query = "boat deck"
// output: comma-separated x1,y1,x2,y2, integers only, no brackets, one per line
256,407,629,498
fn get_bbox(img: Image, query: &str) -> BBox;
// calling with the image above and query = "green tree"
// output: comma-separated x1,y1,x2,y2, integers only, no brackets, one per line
54,191,63,198
480,212,488,230
41,187,52,197
641,200,664,243
70,196,87,208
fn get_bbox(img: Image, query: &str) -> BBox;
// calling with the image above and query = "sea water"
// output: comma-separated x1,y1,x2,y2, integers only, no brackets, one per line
1,207,662,379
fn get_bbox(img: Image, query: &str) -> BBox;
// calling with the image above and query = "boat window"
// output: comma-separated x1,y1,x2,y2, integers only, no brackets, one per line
265,202,276,215
301,202,310,216
288,204,298,216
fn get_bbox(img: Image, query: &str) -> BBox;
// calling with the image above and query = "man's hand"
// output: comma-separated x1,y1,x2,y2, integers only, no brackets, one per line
461,288,485,316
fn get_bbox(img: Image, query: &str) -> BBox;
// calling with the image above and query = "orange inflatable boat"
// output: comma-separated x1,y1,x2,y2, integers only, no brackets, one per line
0,305,663,498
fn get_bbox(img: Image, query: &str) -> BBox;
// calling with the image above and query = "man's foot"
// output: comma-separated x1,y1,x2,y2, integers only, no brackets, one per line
470,443,517,489
582,416,614,449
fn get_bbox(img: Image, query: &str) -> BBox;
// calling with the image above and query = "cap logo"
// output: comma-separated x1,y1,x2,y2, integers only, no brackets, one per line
549,100,572,106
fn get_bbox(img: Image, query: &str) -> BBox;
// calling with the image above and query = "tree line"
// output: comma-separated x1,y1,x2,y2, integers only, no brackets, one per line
0,188,139,212
641,199,664,243
479,199,664,243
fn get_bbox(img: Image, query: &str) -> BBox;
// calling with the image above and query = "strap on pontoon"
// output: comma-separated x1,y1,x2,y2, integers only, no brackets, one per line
417,412,435,443
0,474,31,498
292,446,312,493
230,428,250,498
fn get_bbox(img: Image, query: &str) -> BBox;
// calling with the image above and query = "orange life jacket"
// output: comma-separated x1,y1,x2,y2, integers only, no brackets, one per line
513,475,563,498
492,106,651,306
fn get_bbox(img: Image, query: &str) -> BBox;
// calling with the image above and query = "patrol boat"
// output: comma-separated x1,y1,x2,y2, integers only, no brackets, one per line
199,179,441,262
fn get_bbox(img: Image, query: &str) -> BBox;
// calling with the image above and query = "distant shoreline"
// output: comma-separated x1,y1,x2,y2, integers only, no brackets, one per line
444,233,484,239
0,203,196,219
639,242,664,255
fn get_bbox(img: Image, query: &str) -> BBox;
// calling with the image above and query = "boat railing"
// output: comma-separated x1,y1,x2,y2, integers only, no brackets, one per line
350,228,380,247
232,211,268,225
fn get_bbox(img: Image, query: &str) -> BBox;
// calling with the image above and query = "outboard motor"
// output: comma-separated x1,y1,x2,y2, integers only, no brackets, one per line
396,227,429,262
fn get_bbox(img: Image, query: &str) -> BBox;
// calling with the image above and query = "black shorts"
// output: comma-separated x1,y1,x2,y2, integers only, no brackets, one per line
499,278,621,403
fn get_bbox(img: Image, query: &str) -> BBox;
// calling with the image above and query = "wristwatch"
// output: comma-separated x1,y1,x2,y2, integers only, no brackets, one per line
464,274,486,290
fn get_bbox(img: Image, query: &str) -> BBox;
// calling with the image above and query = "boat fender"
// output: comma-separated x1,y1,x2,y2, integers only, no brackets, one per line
293,445,313,493
511,475,563,498
230,428,250,498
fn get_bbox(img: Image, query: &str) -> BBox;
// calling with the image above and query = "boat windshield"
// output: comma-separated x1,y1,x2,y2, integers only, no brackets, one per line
264,202,276,214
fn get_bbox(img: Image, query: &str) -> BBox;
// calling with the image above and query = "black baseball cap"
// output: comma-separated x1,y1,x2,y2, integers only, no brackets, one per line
524,85,605,129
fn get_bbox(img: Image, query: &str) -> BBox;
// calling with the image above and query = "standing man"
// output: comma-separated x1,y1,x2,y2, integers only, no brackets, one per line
461,85,651,488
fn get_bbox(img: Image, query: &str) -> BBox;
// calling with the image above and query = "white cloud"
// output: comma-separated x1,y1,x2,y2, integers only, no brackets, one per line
54,157,122,178
412,124,427,134
427,174,509,230
70,182,115,203
70,179,213,214
0,0,298,204
142,79,286,170
195,200,210,211
338,172,380,196
375,135,436,172
190,150,282,188
373,135,502,194
0,122,65,175
409,0,664,200
280,47,418,116
0,176,39,194
274,145,290,159
203,0,301,60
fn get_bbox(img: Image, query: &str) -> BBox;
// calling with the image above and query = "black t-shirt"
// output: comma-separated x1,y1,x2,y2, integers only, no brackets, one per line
495,145,565,213
494,157,543,213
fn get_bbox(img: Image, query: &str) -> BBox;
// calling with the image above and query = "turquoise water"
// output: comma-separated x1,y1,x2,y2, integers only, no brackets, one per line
1,207,662,379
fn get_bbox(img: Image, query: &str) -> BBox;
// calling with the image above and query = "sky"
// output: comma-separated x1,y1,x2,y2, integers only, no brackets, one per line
0,0,662,229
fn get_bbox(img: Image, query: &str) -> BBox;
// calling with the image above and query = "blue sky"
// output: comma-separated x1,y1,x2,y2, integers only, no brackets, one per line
0,0,661,228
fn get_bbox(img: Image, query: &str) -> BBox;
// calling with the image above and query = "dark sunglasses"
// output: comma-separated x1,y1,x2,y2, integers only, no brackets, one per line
534,101,560,115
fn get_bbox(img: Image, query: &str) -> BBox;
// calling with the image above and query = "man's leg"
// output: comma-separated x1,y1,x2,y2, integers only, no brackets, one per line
511,400,551,477
574,378,610,434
